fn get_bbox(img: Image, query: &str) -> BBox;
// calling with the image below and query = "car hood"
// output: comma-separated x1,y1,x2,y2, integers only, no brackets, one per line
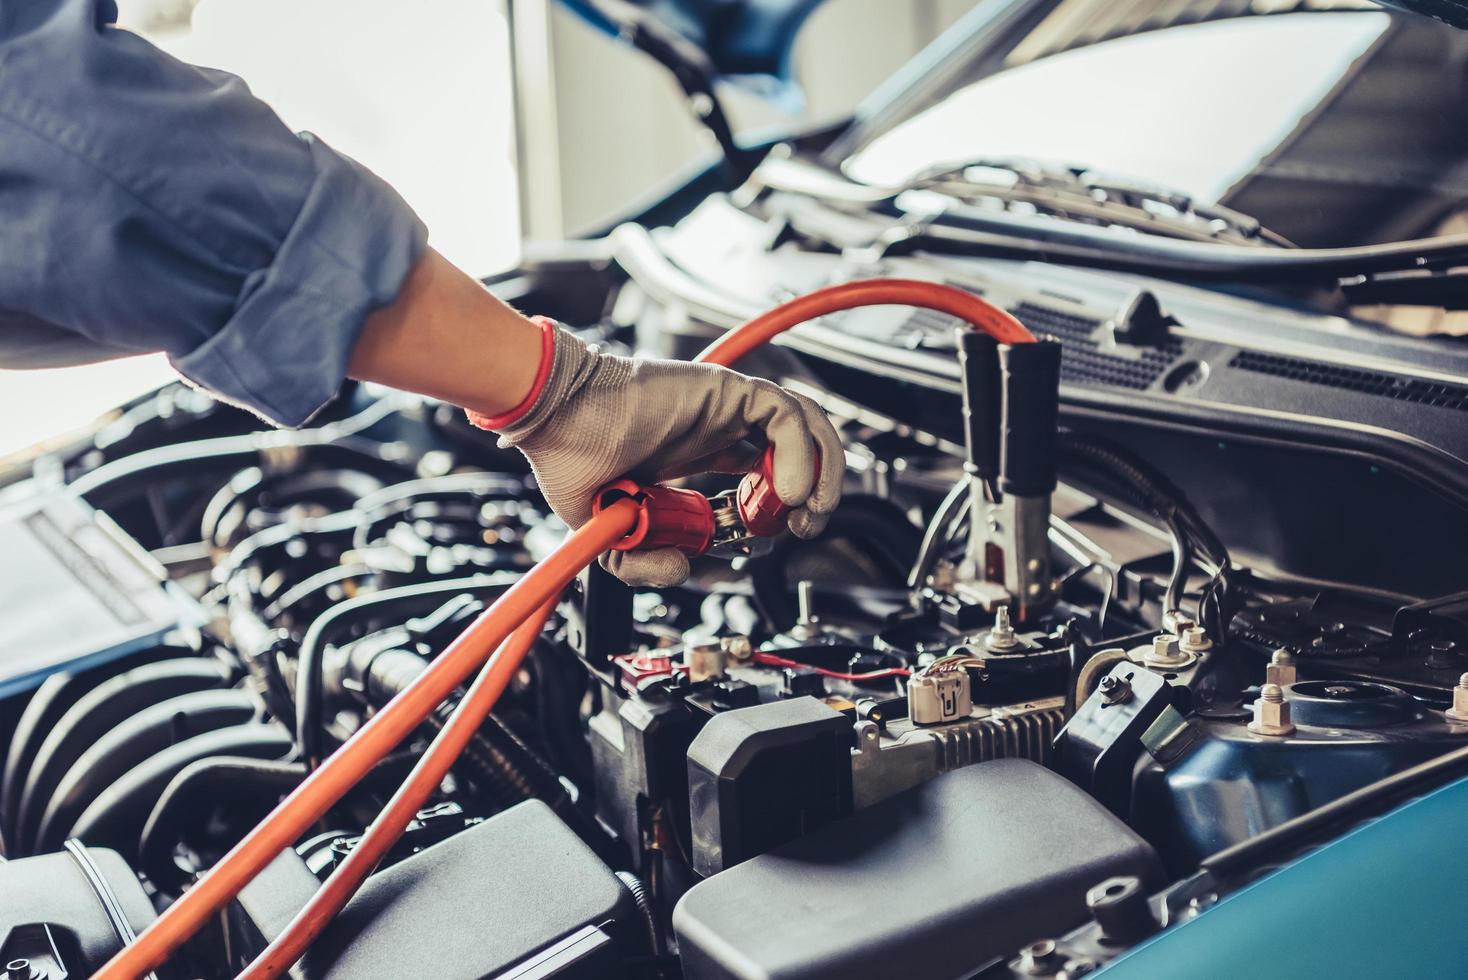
1378,0,1468,28
557,0,828,104
557,0,1468,110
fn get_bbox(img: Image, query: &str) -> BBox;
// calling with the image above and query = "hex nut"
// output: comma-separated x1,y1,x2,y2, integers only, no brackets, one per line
1018,939,1061,976
1143,633,1195,670
1097,672,1132,706
684,640,727,683
1178,625,1213,655
1248,682,1295,736
1447,673,1468,724
1265,648,1297,687
985,606,1020,652
720,635,754,662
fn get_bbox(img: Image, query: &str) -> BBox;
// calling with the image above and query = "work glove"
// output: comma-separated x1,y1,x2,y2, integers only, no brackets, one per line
469,319,844,586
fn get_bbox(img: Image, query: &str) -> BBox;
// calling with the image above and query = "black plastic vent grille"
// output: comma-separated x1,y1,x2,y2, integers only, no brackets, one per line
1011,302,1183,391
1230,351,1468,411
905,308,967,336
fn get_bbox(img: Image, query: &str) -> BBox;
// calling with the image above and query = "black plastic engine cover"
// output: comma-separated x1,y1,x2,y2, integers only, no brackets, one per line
0,845,156,977
234,800,636,979
673,759,1162,980
686,696,853,876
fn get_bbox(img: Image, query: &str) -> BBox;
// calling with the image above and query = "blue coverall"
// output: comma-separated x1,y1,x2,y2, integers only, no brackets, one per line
0,0,427,425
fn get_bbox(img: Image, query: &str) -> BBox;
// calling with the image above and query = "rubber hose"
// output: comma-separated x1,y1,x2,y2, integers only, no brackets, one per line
66,724,293,859
296,573,521,768
33,689,258,854
138,758,308,893
97,509,632,980
1,646,178,844
615,870,661,955
15,658,230,855
365,649,596,839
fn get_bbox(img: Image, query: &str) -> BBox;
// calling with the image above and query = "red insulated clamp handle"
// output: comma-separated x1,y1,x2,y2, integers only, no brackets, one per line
736,445,819,538
593,479,715,556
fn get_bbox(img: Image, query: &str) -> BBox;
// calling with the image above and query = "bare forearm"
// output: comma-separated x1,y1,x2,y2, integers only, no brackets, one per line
348,248,542,417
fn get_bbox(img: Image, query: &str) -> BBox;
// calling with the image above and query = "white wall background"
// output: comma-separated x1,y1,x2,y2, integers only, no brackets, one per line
0,0,970,458
1,0,522,458
541,0,976,234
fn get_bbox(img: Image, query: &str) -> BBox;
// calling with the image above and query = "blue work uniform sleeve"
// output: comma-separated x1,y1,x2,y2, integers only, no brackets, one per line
0,0,428,426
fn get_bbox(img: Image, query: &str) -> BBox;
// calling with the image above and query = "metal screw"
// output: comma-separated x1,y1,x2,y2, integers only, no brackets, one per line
791,580,819,639
685,640,728,683
1143,633,1191,669
985,605,1020,652
796,580,818,626
1248,682,1295,736
1265,648,1297,687
1446,673,1468,723
720,635,754,662
1098,672,1132,705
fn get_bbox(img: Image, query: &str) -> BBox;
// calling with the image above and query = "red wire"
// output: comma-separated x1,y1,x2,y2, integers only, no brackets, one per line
753,651,911,682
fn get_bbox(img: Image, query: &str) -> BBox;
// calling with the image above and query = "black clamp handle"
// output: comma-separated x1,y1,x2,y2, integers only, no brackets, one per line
998,338,1062,497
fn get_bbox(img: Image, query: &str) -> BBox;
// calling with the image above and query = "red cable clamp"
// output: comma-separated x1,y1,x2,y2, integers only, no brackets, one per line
594,446,811,558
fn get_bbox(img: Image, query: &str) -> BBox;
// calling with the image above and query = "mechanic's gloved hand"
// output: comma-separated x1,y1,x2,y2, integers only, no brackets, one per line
468,319,843,587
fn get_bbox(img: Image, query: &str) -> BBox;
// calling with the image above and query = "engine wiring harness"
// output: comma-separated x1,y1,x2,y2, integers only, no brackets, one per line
96,279,1038,979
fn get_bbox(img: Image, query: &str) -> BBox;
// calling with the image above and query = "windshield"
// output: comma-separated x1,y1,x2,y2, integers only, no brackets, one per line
842,8,1468,249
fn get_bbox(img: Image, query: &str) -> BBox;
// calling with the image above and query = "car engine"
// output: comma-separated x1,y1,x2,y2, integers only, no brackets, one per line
4,228,1468,979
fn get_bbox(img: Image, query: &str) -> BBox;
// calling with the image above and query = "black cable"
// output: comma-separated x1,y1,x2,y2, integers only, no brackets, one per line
615,871,661,955
907,476,972,590
1163,515,1191,617
137,757,307,892
581,0,762,181
293,574,519,767
360,648,618,862
1059,620,1089,719
1057,433,1234,630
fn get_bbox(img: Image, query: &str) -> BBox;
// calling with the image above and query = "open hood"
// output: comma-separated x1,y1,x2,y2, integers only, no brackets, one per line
557,0,829,105
556,1,1468,113
1377,0,1468,28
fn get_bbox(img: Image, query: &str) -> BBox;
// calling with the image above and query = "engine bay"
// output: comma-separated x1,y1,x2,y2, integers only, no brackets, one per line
5,218,1468,979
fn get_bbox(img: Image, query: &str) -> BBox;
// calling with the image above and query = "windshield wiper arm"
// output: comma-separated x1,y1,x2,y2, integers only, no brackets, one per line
908,157,1293,248
753,156,1468,297
881,205,1468,285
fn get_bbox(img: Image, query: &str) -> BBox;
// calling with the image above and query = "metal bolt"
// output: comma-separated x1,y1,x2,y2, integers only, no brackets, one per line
985,605,1020,652
1098,672,1132,705
1265,648,1297,687
791,580,820,639
720,634,754,662
1446,673,1468,723
1248,682,1295,736
6,958,40,980
1178,625,1212,655
685,640,728,683
797,580,818,625
1143,633,1191,669
1018,939,1062,975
